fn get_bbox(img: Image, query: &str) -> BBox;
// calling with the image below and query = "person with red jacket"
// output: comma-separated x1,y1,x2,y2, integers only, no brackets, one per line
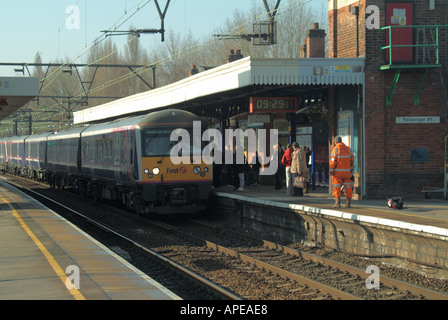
329,136,354,208
282,143,293,196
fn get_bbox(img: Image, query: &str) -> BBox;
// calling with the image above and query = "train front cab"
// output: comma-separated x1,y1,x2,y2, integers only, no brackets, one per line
78,109,212,216
138,110,212,215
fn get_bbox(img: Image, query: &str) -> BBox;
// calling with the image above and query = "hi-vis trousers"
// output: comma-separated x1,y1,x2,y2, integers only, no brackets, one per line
332,176,353,199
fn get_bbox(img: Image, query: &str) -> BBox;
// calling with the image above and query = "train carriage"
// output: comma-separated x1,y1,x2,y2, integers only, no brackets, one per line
46,127,86,188
81,115,140,185
0,138,7,172
24,132,55,180
80,109,212,215
0,109,212,217
80,115,139,202
6,135,28,175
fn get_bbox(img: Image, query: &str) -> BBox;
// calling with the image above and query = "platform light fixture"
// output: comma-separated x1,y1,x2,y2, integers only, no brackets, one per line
14,67,25,75
62,67,73,75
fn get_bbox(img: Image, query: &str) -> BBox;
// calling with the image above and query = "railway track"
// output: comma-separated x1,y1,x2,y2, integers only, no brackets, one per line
2,173,448,300
163,219,448,300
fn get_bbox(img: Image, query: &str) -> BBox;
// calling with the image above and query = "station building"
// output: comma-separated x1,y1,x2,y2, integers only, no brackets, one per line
73,0,448,200
329,0,447,199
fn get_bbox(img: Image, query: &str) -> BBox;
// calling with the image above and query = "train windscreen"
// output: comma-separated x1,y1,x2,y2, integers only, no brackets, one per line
142,128,203,158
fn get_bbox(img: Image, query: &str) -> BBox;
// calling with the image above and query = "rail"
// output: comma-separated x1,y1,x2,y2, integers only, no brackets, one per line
11,182,242,300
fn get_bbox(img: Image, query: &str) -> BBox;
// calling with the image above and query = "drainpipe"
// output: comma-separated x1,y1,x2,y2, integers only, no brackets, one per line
351,6,359,57
362,73,366,199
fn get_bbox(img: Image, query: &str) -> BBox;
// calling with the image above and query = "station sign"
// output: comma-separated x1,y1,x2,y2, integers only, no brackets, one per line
250,97,298,113
0,77,40,96
396,116,440,124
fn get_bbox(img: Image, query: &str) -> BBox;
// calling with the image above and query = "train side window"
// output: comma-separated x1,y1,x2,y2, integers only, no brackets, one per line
96,137,101,161
71,139,77,161
117,134,121,162
120,134,126,166
107,138,112,160
86,139,92,163
129,138,133,164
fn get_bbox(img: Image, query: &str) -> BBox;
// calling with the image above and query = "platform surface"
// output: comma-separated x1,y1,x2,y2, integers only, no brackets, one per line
213,184,448,236
0,180,180,300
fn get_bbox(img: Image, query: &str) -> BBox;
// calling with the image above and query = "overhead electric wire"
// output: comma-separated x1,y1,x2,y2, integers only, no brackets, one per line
40,0,154,94
38,0,177,116
36,0,317,122
58,0,314,101
35,0,159,123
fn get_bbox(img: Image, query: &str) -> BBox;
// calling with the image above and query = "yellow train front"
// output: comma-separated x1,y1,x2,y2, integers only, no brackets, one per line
139,110,212,214
79,109,212,216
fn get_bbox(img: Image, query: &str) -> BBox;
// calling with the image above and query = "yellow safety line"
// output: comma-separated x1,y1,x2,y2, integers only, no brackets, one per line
0,194,86,300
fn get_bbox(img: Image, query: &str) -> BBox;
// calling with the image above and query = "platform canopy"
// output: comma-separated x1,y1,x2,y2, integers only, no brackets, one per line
0,77,40,121
73,57,365,124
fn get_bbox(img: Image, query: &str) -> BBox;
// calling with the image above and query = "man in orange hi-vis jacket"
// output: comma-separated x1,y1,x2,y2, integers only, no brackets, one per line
329,136,354,208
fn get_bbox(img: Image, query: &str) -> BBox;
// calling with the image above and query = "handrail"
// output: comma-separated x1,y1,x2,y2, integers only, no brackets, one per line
380,25,448,66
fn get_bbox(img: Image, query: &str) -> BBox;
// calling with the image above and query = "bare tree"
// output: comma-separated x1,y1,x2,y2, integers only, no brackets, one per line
22,0,330,131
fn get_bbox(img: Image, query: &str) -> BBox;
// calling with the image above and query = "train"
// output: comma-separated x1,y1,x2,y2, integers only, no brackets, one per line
0,109,212,216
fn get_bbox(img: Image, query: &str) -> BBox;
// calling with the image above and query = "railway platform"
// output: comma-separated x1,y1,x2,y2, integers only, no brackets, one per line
212,184,448,235
0,180,180,300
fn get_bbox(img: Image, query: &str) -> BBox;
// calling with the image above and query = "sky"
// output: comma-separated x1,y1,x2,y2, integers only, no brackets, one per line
1,0,326,76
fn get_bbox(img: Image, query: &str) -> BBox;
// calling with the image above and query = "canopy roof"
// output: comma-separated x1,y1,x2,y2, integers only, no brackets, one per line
73,57,365,124
0,77,40,121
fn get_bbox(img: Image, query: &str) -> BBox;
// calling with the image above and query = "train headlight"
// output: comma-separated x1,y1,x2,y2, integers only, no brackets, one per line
193,166,201,174
148,173,153,179
144,169,149,174
152,167,161,175
203,167,209,173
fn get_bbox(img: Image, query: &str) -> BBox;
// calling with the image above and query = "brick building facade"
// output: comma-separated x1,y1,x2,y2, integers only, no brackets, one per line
328,0,447,198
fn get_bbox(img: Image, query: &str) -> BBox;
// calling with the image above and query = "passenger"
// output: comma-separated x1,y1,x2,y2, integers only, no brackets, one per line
223,144,233,188
281,143,293,195
233,143,246,191
271,143,284,190
315,143,329,185
290,142,308,196
212,148,223,187
329,136,354,208
303,145,312,192
250,151,261,186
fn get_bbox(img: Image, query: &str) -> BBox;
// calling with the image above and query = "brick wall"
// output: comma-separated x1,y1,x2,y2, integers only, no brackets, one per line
328,0,365,58
329,0,447,198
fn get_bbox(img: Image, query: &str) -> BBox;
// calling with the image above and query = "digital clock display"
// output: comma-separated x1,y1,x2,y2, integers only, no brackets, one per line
250,97,298,113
